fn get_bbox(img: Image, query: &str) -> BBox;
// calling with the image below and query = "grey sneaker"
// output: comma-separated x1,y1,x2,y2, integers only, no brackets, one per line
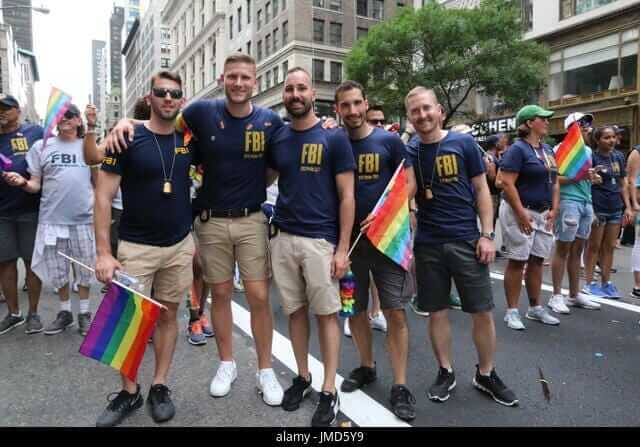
25,314,44,334
526,306,560,326
44,311,74,335
78,312,92,336
0,313,25,336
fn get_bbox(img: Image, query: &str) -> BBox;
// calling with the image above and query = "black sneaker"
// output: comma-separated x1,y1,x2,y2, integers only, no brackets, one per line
340,365,376,393
282,374,313,411
390,385,416,421
472,365,519,407
96,385,143,427
311,391,340,427
147,384,176,423
631,288,640,299
427,367,456,402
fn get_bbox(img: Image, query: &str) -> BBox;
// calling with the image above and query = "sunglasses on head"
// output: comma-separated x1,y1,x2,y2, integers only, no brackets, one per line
152,88,183,100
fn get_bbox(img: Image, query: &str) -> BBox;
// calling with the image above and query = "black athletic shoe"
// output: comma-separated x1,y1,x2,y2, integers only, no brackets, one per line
427,367,456,402
472,365,519,407
390,385,416,421
340,365,376,393
311,391,340,427
282,374,313,411
96,385,143,427
147,384,176,423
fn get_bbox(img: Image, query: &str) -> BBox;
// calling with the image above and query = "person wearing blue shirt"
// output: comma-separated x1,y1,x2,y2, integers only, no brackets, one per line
0,95,44,336
500,105,561,330
583,125,633,299
548,113,602,316
406,86,518,408
333,81,417,422
268,67,356,427
626,144,640,298
94,72,194,427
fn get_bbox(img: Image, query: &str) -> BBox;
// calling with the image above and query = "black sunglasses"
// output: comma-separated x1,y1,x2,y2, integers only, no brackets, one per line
63,111,79,120
368,119,386,125
152,88,183,100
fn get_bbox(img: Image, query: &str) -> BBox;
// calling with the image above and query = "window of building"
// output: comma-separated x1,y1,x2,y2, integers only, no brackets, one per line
266,70,272,89
357,0,384,19
238,7,242,32
266,2,271,22
257,75,262,93
283,0,287,11
548,29,639,101
247,40,252,55
313,19,325,43
273,28,279,52
247,0,251,23
560,0,615,20
357,27,368,40
273,0,279,15
273,66,279,84
265,34,271,57
330,61,342,83
283,60,288,77
313,59,325,82
229,16,233,39
257,40,263,61
313,0,342,10
283,21,289,44
330,22,342,46
522,0,533,31
257,9,262,29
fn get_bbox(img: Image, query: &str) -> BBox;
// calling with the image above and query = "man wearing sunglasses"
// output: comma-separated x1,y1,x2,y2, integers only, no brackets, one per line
0,95,44,336
105,54,286,407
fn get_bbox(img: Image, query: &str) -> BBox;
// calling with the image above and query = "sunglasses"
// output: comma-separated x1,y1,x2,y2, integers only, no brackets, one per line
63,111,79,120
368,119,386,125
577,119,592,128
152,88,184,100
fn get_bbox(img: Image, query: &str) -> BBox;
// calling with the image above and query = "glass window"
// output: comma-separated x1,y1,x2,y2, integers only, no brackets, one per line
265,35,271,57
330,22,342,46
314,19,324,43
283,21,288,44
257,9,262,29
313,59,325,82
247,0,251,23
257,40,262,61
273,28,279,52
330,61,342,83
357,27,368,40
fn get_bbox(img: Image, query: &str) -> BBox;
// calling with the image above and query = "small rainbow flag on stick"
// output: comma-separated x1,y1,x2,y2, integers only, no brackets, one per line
80,283,162,381
555,122,592,180
363,161,412,271
42,87,73,148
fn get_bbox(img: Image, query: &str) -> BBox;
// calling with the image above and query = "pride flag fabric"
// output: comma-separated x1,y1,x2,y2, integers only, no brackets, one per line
555,122,592,180
79,283,161,381
42,87,73,148
365,161,413,271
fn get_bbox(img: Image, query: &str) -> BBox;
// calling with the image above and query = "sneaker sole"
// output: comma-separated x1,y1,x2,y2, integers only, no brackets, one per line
256,387,284,407
568,303,601,310
282,386,312,412
25,327,44,335
427,381,456,403
0,319,26,336
44,322,74,336
187,337,207,346
340,377,377,393
409,303,430,318
547,305,570,315
472,378,519,407
96,394,144,428
525,315,560,326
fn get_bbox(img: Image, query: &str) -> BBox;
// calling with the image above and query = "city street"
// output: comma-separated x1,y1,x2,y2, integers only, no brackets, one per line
2,242,640,428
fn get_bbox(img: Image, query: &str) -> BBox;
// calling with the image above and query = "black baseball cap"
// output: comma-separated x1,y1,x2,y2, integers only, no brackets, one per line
0,95,20,109
64,104,81,117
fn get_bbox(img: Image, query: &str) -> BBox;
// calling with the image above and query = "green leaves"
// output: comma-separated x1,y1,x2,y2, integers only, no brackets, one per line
345,0,549,125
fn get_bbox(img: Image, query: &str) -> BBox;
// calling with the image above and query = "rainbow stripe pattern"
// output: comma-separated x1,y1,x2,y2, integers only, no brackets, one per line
79,283,161,381
339,271,356,318
0,153,12,171
175,112,193,146
42,87,73,148
555,122,591,180
365,161,412,271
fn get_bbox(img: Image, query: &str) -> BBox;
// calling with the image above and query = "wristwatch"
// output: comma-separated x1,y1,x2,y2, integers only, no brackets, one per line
480,232,496,241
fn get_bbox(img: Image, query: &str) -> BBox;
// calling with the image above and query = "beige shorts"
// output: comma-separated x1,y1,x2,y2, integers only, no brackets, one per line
270,232,340,316
500,201,554,262
118,234,195,304
194,212,270,285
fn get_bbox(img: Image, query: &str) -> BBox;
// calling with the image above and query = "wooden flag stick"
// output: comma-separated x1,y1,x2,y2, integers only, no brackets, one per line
57,252,168,310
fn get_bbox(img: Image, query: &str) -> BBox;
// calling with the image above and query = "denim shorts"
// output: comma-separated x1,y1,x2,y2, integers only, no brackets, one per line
594,210,623,226
554,200,593,242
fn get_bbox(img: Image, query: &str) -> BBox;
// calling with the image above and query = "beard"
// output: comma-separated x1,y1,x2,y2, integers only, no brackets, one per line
343,114,365,130
285,98,313,118
152,103,180,122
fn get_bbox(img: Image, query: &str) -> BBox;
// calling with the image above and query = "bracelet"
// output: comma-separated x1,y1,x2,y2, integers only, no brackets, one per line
85,130,98,135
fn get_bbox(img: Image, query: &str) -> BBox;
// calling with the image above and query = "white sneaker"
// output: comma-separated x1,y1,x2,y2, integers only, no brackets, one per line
344,318,352,337
370,312,387,333
526,306,560,325
504,310,525,330
567,293,601,310
209,361,238,397
233,276,245,292
547,294,570,315
256,368,284,406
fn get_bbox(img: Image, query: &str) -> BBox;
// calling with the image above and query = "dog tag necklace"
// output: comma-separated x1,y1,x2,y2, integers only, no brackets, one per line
151,131,178,196
417,138,443,201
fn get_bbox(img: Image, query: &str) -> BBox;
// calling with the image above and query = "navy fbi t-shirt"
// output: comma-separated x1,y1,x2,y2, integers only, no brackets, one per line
180,99,284,211
407,131,485,245
500,140,558,210
0,123,44,217
269,122,356,245
101,125,192,247
591,149,626,213
350,127,411,224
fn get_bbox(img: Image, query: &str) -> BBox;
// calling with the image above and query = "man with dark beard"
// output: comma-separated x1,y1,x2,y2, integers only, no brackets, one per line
333,81,418,422
268,68,356,427
94,71,194,427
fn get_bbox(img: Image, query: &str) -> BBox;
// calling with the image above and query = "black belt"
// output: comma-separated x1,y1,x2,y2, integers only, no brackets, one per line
199,206,261,221
526,204,551,213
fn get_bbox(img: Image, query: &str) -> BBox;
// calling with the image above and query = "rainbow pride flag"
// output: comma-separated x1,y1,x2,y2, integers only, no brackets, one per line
80,283,161,381
175,112,193,146
42,87,73,148
555,122,591,180
365,161,412,271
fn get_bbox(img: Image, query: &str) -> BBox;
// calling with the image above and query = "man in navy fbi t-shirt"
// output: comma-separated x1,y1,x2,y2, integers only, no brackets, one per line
0,94,44,336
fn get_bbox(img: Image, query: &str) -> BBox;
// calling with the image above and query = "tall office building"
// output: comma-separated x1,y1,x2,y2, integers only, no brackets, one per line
1,0,33,51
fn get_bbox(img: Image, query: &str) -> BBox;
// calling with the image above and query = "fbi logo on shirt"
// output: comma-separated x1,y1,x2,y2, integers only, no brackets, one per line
436,154,459,184
175,146,190,155
10,137,29,153
244,131,265,159
300,144,324,173
358,153,380,181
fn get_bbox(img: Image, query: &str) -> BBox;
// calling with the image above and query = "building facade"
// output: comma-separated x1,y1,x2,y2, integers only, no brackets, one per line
0,22,37,122
1,0,33,51
108,6,125,130
92,40,108,132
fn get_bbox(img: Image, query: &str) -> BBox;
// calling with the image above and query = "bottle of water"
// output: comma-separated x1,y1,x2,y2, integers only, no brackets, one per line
114,270,141,291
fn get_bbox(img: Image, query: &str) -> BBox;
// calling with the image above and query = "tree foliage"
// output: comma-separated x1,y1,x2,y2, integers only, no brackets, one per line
345,0,549,126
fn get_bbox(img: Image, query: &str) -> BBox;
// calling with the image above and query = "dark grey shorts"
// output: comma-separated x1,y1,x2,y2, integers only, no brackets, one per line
0,212,38,264
414,240,494,314
351,237,412,315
